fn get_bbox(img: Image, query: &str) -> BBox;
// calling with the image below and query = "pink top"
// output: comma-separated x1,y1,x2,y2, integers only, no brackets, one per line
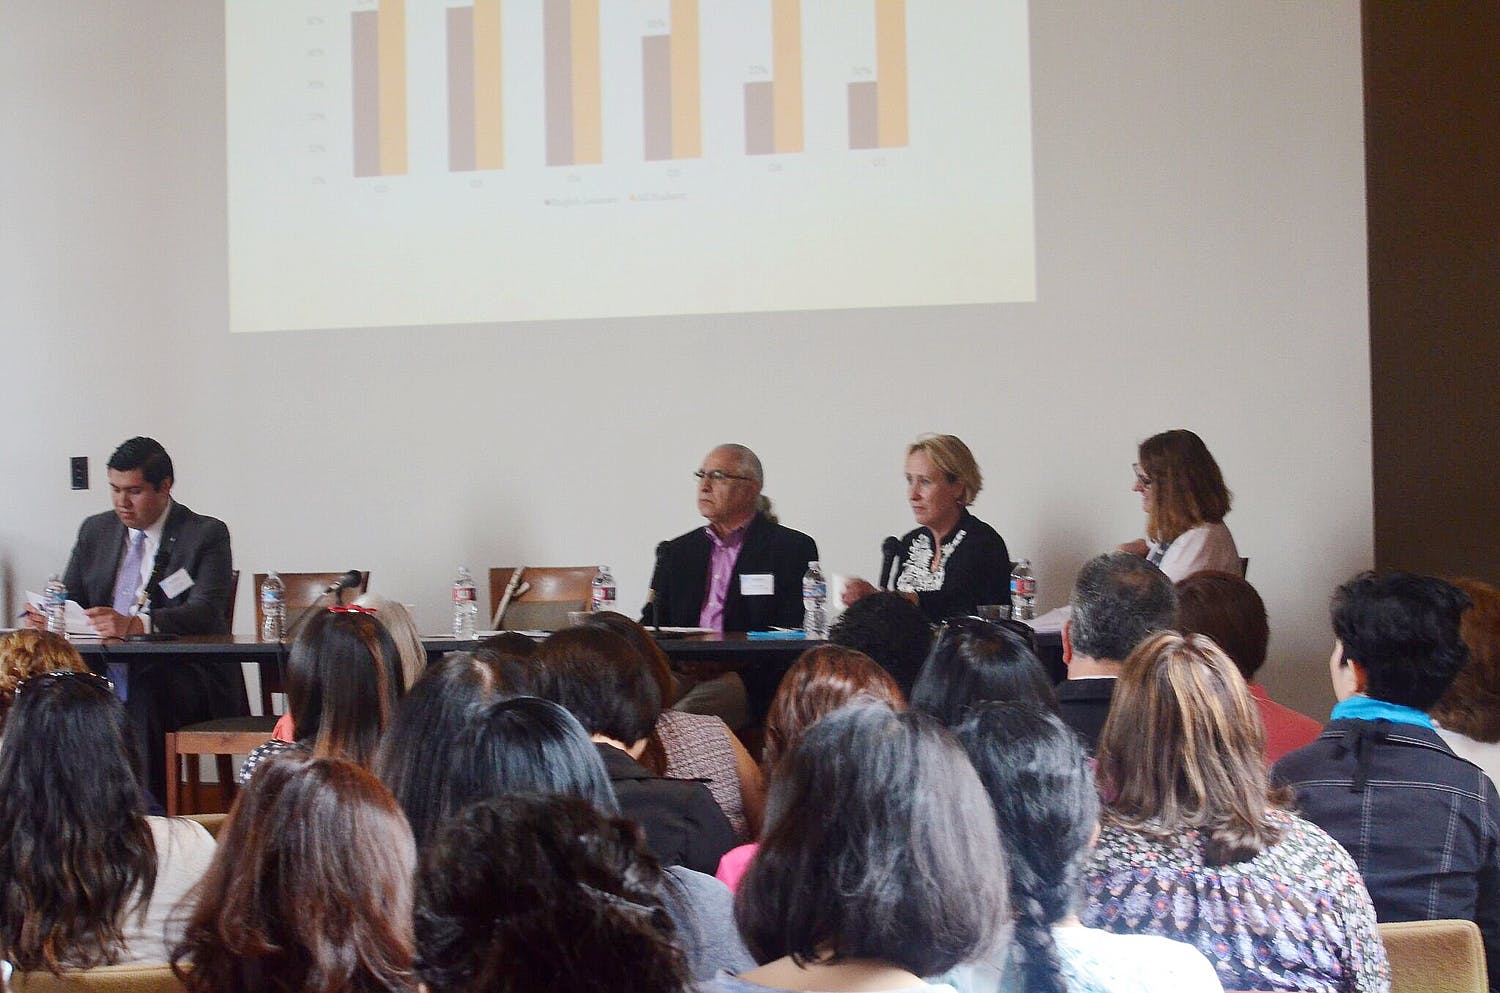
273,711,294,742
1250,682,1323,763
698,523,748,632
715,842,758,892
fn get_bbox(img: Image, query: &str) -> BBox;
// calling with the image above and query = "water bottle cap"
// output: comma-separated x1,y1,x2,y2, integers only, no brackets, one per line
808,561,820,568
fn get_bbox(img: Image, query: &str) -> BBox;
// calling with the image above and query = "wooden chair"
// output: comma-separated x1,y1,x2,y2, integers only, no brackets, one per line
184,811,229,839
163,718,276,815
1379,919,1488,993
487,567,596,631
12,962,186,993
252,570,371,714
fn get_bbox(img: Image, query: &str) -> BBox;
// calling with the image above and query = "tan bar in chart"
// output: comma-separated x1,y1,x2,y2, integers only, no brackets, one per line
473,0,504,169
351,0,408,177
571,0,602,165
745,0,802,155
670,0,701,159
848,0,908,150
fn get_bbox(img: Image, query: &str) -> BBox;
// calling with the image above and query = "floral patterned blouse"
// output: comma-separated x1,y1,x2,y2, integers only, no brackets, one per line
1081,808,1390,993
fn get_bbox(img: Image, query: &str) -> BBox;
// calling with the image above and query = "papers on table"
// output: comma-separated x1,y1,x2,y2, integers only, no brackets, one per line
24,593,100,636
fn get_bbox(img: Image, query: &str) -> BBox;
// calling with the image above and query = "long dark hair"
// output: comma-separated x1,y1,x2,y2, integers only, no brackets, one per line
0,671,157,972
911,617,1057,726
376,653,505,850
957,703,1098,993
288,609,404,767
173,755,417,993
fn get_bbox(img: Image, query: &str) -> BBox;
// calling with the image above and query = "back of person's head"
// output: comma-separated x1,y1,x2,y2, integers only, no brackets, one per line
1136,428,1231,543
174,755,416,993
351,594,427,691
376,653,506,850
445,696,619,817
581,611,678,707
738,705,1008,977
1331,571,1472,710
911,618,1057,726
957,703,1097,993
287,608,404,768
1432,578,1500,743
415,794,687,993
763,646,905,771
107,436,173,488
1068,552,1177,663
827,591,934,697
475,631,542,693
533,626,660,744
0,629,88,728
0,670,155,972
1176,570,1270,682
1099,631,1285,865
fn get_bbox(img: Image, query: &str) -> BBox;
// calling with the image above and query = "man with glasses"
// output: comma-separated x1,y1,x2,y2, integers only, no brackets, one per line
643,444,818,634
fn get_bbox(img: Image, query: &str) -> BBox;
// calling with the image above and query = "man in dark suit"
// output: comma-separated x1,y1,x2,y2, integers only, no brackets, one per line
644,444,819,633
1056,551,1177,751
26,436,244,799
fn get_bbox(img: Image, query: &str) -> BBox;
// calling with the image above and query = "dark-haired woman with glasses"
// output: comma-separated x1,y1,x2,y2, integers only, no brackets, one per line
1117,429,1240,582
0,670,216,971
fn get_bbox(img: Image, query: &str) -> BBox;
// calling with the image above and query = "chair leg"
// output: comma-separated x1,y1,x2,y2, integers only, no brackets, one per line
186,751,202,815
216,755,235,813
164,734,180,817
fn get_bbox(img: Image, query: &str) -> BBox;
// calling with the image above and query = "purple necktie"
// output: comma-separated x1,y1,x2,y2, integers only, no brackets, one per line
108,530,146,702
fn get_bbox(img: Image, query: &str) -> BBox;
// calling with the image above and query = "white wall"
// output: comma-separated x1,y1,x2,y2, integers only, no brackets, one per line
0,2,1371,718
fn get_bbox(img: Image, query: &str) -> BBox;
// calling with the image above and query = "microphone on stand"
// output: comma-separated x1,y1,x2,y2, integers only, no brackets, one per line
879,536,901,590
649,541,669,635
125,536,179,642
283,569,364,642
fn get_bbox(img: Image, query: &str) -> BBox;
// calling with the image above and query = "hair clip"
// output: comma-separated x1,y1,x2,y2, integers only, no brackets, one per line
328,604,378,615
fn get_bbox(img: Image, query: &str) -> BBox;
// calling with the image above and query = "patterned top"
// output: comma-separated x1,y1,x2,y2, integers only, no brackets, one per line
657,709,747,840
945,926,1222,993
1082,808,1390,993
895,528,968,593
235,737,306,786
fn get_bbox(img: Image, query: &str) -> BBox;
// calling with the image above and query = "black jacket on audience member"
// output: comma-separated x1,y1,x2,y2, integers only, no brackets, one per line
643,513,817,632
1274,719,1500,986
1054,677,1117,753
595,743,736,877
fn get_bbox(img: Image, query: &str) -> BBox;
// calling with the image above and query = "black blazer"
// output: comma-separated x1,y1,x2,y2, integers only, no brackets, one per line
62,501,234,635
1055,677,1117,754
596,744,736,876
643,514,818,632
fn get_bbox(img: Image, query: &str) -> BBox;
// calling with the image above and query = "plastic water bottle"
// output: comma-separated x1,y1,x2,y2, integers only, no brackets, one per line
1010,559,1036,621
802,561,828,639
591,565,617,614
452,566,478,639
43,575,68,638
259,571,286,642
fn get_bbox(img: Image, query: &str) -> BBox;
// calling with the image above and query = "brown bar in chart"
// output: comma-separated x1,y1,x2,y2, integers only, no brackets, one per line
744,0,803,155
447,1,504,172
849,0,909,150
544,0,602,166
643,0,702,161
351,0,408,177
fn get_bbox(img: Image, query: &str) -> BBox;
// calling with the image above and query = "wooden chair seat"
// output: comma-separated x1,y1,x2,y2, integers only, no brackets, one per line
1379,919,1488,993
165,715,277,815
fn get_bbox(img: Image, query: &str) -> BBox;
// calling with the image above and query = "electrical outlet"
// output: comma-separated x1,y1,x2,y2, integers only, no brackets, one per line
70,456,89,490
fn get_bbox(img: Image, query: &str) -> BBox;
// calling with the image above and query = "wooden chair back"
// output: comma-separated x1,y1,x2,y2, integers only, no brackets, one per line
487,567,596,631
251,571,370,715
1379,919,1488,993
164,717,277,815
12,962,186,993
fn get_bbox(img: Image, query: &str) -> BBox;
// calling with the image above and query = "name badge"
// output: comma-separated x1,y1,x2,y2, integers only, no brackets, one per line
740,573,774,596
160,568,194,599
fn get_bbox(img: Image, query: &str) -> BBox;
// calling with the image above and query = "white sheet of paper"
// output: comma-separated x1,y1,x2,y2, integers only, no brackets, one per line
159,568,193,599
25,592,97,636
739,573,774,596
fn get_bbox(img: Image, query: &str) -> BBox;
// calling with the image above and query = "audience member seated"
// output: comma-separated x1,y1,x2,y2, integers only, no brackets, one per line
585,611,765,840
1430,578,1500,787
827,590,935,698
375,652,506,849
1057,552,1176,751
417,795,691,993
910,616,1057,727
0,629,88,730
951,702,1220,993
437,695,754,982
1275,572,1499,980
173,755,417,993
1083,632,1389,993
713,704,1008,993
716,645,905,892
239,606,405,785
0,670,215,970
475,630,543,690
1176,570,1321,762
841,434,1011,623
534,626,735,875
1117,429,1241,582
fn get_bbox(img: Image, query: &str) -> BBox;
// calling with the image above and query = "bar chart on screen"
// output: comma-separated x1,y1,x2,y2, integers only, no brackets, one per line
226,0,1034,331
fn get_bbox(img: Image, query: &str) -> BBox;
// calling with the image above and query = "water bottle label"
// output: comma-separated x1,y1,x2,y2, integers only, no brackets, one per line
260,589,280,604
453,587,476,603
1010,577,1036,597
593,588,617,608
803,583,827,600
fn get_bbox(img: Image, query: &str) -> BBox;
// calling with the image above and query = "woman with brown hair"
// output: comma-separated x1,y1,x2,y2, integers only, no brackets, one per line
0,629,88,728
1081,631,1388,993
716,645,905,891
1118,428,1241,582
174,754,417,993
1432,578,1500,787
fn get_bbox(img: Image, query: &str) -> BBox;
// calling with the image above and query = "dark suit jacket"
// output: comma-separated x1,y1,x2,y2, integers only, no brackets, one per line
596,744,736,876
1056,677,1117,753
643,514,818,632
62,501,233,635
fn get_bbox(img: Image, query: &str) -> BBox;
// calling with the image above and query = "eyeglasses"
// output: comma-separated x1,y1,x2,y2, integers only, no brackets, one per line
693,470,753,484
14,669,116,698
1132,463,1152,488
328,604,378,615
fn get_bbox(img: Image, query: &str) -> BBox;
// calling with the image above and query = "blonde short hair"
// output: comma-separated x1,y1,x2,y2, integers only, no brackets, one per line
352,594,427,691
0,630,89,724
907,434,983,505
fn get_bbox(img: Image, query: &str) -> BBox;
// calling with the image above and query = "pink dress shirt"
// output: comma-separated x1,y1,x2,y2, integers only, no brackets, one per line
698,523,748,632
